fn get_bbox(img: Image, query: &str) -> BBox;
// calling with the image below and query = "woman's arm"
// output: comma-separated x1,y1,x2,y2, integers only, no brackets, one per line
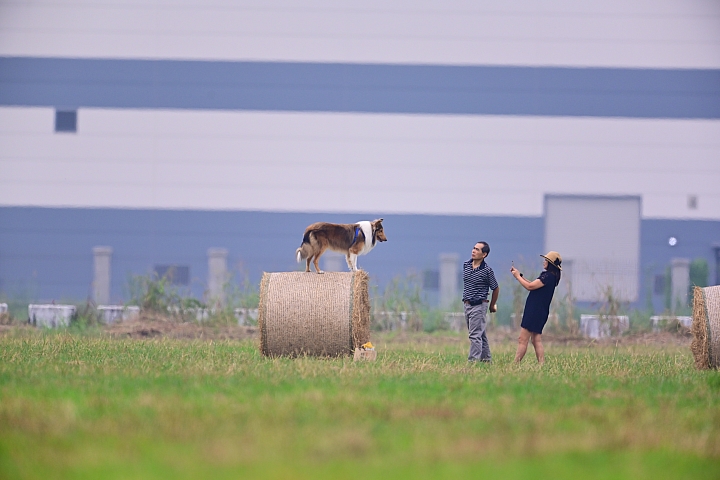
510,266,544,291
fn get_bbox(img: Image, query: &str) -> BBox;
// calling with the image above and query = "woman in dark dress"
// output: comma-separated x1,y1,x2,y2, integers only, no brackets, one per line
510,251,562,364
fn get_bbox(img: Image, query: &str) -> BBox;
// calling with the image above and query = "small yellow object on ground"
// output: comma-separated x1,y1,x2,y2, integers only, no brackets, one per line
354,343,377,361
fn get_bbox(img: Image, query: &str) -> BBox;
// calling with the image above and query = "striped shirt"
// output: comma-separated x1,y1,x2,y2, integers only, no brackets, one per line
462,259,499,302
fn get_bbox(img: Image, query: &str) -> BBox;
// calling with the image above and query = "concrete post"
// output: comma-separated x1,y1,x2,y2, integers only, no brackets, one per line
92,246,112,305
207,248,228,307
671,257,690,313
439,253,460,310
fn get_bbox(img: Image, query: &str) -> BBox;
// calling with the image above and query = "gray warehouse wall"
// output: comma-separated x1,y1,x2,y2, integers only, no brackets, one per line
1,207,717,313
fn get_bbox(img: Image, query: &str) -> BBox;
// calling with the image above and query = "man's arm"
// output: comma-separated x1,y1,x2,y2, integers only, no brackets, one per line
489,286,499,313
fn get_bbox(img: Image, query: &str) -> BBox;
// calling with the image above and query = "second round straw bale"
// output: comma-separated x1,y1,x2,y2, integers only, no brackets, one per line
258,271,370,357
691,285,720,370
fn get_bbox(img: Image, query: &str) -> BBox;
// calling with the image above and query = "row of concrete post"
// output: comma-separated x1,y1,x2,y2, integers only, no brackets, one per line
93,247,694,311
94,247,456,307
93,247,228,306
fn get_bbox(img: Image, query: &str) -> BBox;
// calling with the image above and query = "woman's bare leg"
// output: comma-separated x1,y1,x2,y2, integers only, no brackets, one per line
514,328,532,363
531,333,544,364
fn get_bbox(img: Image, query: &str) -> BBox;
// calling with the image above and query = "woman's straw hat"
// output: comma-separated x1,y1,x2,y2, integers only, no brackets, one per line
540,251,562,270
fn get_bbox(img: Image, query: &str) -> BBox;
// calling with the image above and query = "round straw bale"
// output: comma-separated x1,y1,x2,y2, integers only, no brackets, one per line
258,271,370,357
691,285,720,370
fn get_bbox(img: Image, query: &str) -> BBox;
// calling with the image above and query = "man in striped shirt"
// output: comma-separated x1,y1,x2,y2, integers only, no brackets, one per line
463,241,500,363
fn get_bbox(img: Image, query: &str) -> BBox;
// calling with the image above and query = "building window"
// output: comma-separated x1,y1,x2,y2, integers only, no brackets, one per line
423,270,439,290
55,110,77,133
154,265,190,286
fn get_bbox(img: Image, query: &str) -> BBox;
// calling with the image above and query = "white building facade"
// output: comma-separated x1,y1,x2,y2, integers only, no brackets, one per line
1,1,719,305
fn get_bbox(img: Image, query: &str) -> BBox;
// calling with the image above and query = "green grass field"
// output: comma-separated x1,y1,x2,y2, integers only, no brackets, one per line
1,332,719,479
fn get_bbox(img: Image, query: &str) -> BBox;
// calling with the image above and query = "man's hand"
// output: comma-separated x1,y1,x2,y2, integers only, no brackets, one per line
489,286,499,313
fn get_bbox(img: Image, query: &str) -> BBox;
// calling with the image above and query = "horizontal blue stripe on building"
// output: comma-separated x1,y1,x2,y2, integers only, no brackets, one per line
0,207,718,312
1,57,719,119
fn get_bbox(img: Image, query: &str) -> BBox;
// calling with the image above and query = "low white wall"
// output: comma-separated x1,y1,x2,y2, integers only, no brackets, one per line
28,304,76,328
97,305,140,324
580,314,630,339
234,308,258,326
650,315,692,331
444,312,466,333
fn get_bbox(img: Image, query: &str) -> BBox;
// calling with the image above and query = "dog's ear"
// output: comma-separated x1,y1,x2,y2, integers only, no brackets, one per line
373,218,384,224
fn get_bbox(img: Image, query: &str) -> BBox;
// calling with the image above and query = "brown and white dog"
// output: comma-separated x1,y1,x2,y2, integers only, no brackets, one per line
295,219,387,273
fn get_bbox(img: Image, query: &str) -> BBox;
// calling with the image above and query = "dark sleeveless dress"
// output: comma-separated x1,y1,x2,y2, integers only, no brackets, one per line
520,270,558,334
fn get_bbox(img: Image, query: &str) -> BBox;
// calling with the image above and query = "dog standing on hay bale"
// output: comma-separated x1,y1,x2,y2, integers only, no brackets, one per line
295,219,387,273
691,285,720,370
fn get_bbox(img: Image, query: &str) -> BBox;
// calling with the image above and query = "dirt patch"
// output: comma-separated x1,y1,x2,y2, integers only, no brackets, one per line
104,313,258,340
0,312,691,347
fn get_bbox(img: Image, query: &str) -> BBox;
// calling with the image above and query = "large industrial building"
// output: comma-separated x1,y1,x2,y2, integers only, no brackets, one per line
1,1,719,312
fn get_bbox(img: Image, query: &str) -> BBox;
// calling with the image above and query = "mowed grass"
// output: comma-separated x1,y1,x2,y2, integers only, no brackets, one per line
1,332,719,480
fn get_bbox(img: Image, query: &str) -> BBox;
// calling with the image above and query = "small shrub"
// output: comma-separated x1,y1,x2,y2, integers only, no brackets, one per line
128,273,204,316
596,285,629,336
202,274,260,326
688,258,709,309
68,302,102,333
371,273,425,331
0,311,13,326
546,286,577,335
628,310,652,334
419,309,448,333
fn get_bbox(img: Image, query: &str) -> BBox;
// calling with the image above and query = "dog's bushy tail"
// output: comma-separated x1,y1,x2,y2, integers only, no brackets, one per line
296,231,313,262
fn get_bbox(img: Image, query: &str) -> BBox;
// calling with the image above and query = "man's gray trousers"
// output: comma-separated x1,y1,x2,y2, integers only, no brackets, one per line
464,302,491,362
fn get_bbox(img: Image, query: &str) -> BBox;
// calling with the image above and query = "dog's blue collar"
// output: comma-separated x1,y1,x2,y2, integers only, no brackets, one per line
352,226,362,245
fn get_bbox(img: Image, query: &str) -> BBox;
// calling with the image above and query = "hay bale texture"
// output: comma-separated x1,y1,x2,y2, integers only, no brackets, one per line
258,271,370,357
691,285,720,370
